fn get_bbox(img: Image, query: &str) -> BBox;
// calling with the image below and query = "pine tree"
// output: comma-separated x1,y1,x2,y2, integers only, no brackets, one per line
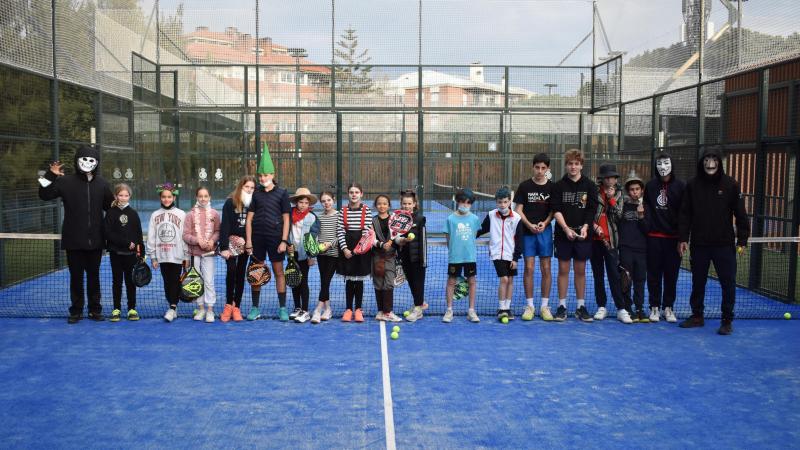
334,27,373,92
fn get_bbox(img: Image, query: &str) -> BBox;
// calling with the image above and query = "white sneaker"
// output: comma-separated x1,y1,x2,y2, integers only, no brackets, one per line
289,308,302,320
617,309,633,324
649,307,661,322
467,309,480,323
193,308,205,321
164,308,177,322
384,312,402,322
321,308,333,321
310,309,322,324
406,306,423,322
594,307,608,321
295,311,310,323
663,307,677,323
205,309,215,323
375,311,385,321
442,309,454,323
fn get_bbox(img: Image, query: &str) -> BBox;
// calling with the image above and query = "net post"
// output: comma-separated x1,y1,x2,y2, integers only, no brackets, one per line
789,138,800,302
748,68,769,289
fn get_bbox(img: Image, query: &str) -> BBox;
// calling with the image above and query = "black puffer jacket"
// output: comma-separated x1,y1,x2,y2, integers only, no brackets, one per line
38,146,114,250
679,148,750,247
399,212,427,267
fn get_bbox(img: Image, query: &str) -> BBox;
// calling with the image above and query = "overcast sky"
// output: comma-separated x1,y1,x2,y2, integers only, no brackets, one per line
145,0,797,66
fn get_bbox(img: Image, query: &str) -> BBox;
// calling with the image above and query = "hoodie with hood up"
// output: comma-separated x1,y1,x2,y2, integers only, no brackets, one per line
644,152,685,238
678,148,750,247
38,146,114,250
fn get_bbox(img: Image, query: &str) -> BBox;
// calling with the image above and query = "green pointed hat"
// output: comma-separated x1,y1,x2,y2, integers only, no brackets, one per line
257,143,275,175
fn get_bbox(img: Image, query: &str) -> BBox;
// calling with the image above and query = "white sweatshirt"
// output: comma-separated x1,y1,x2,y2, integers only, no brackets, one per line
146,207,190,264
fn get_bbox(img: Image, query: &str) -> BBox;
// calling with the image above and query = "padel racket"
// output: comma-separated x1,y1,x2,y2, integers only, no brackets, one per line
453,276,469,300
228,235,246,256
353,228,376,255
285,251,303,288
247,255,271,286
388,209,414,240
303,232,320,257
180,257,204,301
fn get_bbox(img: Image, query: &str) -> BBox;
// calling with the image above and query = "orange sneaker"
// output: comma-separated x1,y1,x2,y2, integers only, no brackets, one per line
232,306,243,322
342,309,353,322
220,304,233,322
354,308,364,323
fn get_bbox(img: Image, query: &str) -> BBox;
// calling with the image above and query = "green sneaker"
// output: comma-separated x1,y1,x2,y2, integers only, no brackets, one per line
521,306,535,321
127,309,140,321
278,307,289,322
247,306,261,321
110,309,121,322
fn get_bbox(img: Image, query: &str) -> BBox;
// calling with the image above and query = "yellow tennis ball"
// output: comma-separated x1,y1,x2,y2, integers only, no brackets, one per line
407,233,415,241
737,246,745,255
501,316,509,324
403,310,410,317
392,325,400,333
390,331,399,340
318,243,326,251
785,312,792,320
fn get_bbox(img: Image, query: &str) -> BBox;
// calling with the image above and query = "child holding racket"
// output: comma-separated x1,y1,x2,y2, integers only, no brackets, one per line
287,187,320,323
147,183,189,322
371,194,402,322
443,188,481,323
337,183,373,322
619,173,649,323
103,183,144,322
397,189,427,322
183,186,220,323
219,175,256,322
311,190,339,323
477,187,523,322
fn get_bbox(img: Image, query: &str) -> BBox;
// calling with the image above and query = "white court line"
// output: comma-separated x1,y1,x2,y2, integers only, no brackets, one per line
379,321,397,450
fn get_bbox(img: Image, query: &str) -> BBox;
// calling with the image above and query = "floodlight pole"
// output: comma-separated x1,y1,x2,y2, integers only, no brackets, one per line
289,48,308,186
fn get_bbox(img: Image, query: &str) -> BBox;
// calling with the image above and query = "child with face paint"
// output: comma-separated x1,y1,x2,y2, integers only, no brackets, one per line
371,194,402,322
219,175,257,322
678,148,749,335
337,183,373,322
183,187,221,323
477,187,524,321
103,183,144,322
39,146,114,323
643,152,686,323
147,183,190,322
442,189,482,323
286,187,320,323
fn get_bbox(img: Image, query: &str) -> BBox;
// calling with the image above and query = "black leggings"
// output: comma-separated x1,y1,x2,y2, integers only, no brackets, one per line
403,261,426,307
317,255,338,301
345,280,364,311
291,259,311,311
375,289,394,313
159,262,182,307
110,252,137,310
225,254,248,307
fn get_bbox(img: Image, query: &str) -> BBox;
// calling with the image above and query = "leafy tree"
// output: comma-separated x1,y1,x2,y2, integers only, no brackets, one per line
334,27,373,92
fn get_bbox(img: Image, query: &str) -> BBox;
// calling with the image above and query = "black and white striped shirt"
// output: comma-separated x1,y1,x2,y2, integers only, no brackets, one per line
337,204,373,251
317,211,340,257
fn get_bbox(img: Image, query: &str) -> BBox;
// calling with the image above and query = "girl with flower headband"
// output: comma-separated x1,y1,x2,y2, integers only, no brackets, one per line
146,182,190,322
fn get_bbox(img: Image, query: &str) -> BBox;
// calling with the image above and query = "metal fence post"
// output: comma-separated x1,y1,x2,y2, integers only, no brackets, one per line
749,68,769,289
336,112,343,209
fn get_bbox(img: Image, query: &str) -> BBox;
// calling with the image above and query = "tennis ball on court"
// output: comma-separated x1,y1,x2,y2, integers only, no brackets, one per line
392,325,400,333
501,316,509,324
785,312,792,320
407,233,415,241
403,310,410,317
390,331,399,340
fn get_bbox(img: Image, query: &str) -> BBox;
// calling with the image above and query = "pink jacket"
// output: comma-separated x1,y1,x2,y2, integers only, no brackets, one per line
183,206,221,256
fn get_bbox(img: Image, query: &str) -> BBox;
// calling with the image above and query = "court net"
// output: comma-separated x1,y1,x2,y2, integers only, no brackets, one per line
0,233,798,319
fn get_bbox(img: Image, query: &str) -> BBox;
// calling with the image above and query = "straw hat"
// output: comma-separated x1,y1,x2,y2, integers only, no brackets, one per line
289,187,318,205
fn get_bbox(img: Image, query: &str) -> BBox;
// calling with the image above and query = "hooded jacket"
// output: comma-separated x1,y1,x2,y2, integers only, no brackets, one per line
644,152,685,238
679,148,750,247
550,172,599,240
38,146,114,250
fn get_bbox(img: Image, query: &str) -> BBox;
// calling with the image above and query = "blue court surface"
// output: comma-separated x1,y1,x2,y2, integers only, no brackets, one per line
0,318,798,449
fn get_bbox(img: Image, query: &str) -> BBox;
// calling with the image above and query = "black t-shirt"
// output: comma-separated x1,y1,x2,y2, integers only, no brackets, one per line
513,178,553,235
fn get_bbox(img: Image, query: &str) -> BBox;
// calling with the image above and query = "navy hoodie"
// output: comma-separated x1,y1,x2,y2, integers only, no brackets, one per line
679,148,750,247
644,152,685,238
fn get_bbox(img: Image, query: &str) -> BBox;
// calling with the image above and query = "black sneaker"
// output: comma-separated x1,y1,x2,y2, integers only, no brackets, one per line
717,320,733,335
506,309,515,321
554,305,567,322
87,312,105,322
496,309,508,322
679,315,705,328
575,305,594,322
67,314,81,324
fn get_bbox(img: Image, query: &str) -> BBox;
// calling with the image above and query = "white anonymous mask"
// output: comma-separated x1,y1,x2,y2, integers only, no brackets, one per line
77,156,98,173
655,158,672,177
703,156,719,176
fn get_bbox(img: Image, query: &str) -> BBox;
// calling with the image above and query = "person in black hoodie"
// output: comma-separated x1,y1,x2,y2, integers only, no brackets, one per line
678,148,749,335
103,183,144,322
644,151,685,323
39,146,114,323
619,173,650,323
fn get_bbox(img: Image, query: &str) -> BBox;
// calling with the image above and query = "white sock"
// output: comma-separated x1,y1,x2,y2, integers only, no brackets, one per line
541,297,549,308
559,298,566,307
526,298,534,307
447,307,453,312
577,299,585,308
498,300,504,310
506,299,513,309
